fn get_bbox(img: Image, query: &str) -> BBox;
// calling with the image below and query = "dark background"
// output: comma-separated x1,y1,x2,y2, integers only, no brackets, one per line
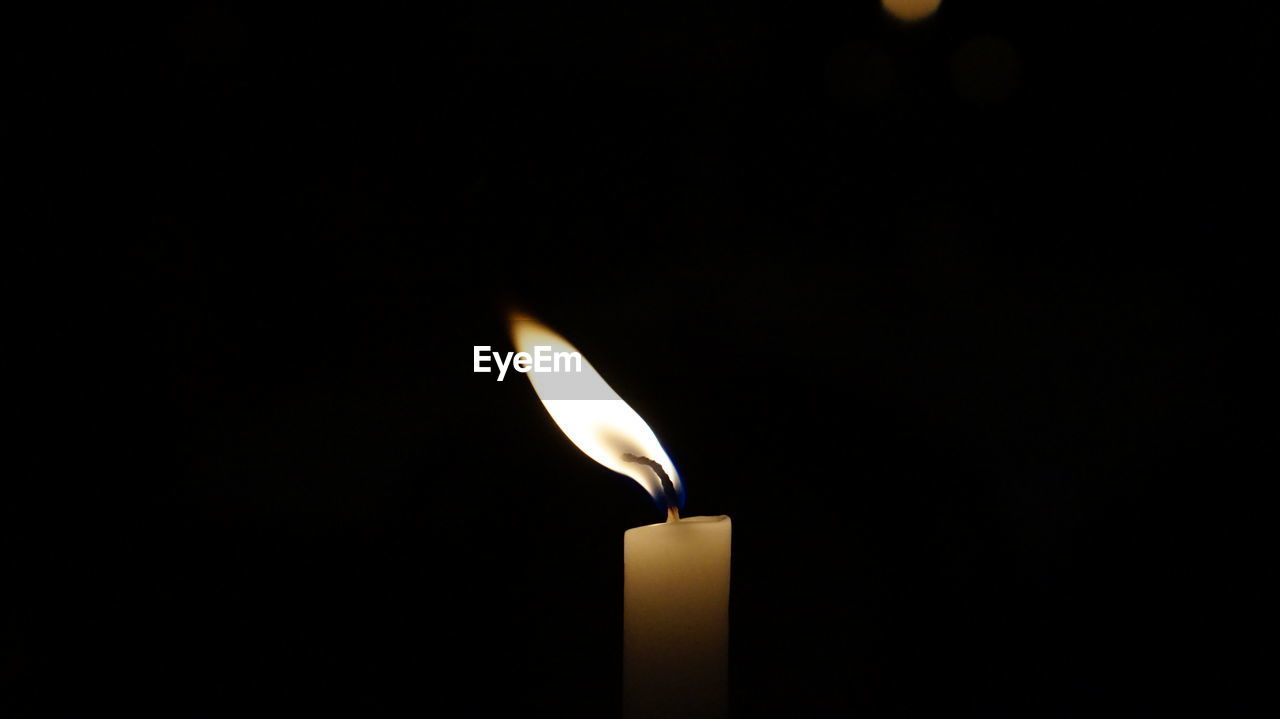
13,1,1267,716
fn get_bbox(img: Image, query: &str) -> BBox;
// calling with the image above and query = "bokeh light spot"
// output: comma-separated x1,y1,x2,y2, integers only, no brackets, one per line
950,35,1022,104
882,0,941,23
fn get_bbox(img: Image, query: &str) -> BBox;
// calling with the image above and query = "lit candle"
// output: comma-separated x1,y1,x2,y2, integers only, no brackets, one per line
624,513,731,719
510,315,731,719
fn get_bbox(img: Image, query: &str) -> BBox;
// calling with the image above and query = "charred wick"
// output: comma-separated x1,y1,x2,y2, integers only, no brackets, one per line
621,453,680,518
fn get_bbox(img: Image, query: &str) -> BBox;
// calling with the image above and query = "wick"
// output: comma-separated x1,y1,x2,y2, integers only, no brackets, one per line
621,453,680,521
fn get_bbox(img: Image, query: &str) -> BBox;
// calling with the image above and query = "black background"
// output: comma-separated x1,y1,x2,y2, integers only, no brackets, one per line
13,1,1267,716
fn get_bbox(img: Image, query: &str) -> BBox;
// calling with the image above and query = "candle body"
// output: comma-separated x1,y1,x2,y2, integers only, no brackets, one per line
624,515,731,719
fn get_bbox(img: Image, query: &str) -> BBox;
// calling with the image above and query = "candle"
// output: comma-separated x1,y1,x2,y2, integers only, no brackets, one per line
625,515,731,719
510,314,731,719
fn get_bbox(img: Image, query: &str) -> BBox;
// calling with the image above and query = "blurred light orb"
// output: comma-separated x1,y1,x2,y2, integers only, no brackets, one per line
951,35,1021,103
882,0,941,22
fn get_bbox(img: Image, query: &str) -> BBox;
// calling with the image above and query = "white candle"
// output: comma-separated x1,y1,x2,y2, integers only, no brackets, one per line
508,314,732,718
625,514,731,719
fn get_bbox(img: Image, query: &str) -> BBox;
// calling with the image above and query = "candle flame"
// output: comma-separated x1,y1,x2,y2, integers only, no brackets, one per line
509,314,683,508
